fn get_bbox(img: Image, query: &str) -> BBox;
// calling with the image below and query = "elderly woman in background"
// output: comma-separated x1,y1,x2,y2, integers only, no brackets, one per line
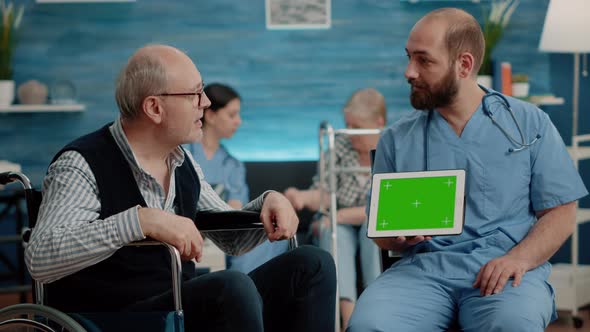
284,88,386,330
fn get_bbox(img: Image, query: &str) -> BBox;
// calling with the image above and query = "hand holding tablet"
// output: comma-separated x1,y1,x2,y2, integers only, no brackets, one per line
367,169,466,238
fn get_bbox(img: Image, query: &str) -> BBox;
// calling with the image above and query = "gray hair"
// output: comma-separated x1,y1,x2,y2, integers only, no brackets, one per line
343,88,387,123
115,51,168,119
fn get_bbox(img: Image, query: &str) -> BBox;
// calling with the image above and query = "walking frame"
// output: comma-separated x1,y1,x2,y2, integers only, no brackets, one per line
318,121,382,332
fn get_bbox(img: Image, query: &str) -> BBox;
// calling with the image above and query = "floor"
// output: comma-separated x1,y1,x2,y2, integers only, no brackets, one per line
1,293,589,331
548,310,590,332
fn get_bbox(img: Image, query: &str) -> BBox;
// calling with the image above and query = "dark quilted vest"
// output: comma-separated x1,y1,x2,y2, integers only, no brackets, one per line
46,124,200,312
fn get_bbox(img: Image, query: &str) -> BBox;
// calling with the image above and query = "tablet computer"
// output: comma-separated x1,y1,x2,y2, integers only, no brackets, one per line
367,169,466,238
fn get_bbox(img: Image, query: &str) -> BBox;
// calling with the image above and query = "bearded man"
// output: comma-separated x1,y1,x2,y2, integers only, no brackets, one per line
347,8,587,332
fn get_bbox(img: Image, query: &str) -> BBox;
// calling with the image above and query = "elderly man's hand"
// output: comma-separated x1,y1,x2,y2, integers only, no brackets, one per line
138,207,204,262
260,191,299,241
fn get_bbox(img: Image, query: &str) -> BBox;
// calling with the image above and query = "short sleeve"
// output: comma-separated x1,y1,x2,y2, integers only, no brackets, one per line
366,129,397,215
530,113,588,211
226,158,249,205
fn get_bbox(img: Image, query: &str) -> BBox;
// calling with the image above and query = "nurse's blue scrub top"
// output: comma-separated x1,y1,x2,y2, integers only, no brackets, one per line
189,143,288,274
190,144,249,205
371,94,588,280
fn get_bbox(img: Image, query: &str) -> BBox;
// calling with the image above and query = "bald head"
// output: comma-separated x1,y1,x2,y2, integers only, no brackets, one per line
133,44,183,59
132,45,193,72
414,8,485,76
115,44,193,119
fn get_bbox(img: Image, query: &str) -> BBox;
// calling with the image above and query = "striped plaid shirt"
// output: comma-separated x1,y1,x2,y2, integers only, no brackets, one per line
311,134,371,208
25,119,266,283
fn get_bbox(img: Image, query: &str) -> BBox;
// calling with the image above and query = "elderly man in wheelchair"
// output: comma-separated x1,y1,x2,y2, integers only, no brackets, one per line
11,44,336,332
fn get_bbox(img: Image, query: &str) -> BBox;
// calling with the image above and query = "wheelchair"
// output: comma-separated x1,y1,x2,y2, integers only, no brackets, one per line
0,171,297,331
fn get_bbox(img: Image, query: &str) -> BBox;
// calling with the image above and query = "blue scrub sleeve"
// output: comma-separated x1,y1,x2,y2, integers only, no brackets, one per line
366,129,397,216
372,129,397,175
530,113,588,211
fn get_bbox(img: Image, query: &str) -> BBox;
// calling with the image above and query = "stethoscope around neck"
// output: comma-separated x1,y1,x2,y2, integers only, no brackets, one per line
424,85,541,171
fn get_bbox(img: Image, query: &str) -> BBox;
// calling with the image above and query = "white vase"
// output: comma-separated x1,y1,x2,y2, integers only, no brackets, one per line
512,82,530,98
0,80,15,106
477,75,492,89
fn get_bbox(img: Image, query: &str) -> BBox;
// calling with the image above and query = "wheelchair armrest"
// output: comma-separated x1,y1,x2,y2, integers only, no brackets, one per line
0,171,41,232
0,171,32,189
194,210,263,232
195,211,299,249
125,240,183,312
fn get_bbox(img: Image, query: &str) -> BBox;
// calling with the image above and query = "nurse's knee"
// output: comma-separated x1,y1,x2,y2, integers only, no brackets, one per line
469,306,549,332
347,304,382,332
346,292,396,332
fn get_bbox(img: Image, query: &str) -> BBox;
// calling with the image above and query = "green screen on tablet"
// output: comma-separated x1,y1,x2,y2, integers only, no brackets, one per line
367,170,465,237
375,176,456,230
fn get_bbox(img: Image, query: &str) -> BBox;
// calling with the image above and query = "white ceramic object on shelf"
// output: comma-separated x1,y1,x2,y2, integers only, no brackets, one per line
476,75,492,89
512,82,530,98
0,80,15,106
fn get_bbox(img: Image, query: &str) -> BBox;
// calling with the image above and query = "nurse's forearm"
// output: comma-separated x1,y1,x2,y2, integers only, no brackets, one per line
506,201,577,271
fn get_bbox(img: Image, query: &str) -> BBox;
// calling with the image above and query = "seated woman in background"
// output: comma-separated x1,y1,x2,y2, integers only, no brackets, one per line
284,88,386,330
190,83,288,273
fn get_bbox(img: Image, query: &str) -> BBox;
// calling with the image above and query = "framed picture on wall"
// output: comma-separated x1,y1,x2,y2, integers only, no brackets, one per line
266,0,331,30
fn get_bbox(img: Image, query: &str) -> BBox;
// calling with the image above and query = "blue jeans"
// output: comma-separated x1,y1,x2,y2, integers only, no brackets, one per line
227,239,289,274
128,246,337,332
318,222,380,302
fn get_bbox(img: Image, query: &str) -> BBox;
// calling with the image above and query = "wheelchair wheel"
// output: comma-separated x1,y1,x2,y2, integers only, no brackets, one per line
0,303,87,332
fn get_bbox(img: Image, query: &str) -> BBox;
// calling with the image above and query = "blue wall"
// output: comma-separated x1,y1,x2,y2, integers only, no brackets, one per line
0,0,587,262
2,0,561,183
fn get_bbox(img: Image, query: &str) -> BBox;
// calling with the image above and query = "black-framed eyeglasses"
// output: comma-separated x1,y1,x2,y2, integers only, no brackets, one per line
156,90,204,107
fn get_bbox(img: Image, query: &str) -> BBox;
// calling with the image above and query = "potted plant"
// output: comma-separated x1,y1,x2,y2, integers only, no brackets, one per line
511,73,529,98
0,1,24,106
477,0,519,88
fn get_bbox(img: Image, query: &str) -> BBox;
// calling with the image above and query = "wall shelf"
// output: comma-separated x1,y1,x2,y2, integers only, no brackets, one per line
36,0,135,3
528,95,565,107
400,0,485,3
0,104,85,113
